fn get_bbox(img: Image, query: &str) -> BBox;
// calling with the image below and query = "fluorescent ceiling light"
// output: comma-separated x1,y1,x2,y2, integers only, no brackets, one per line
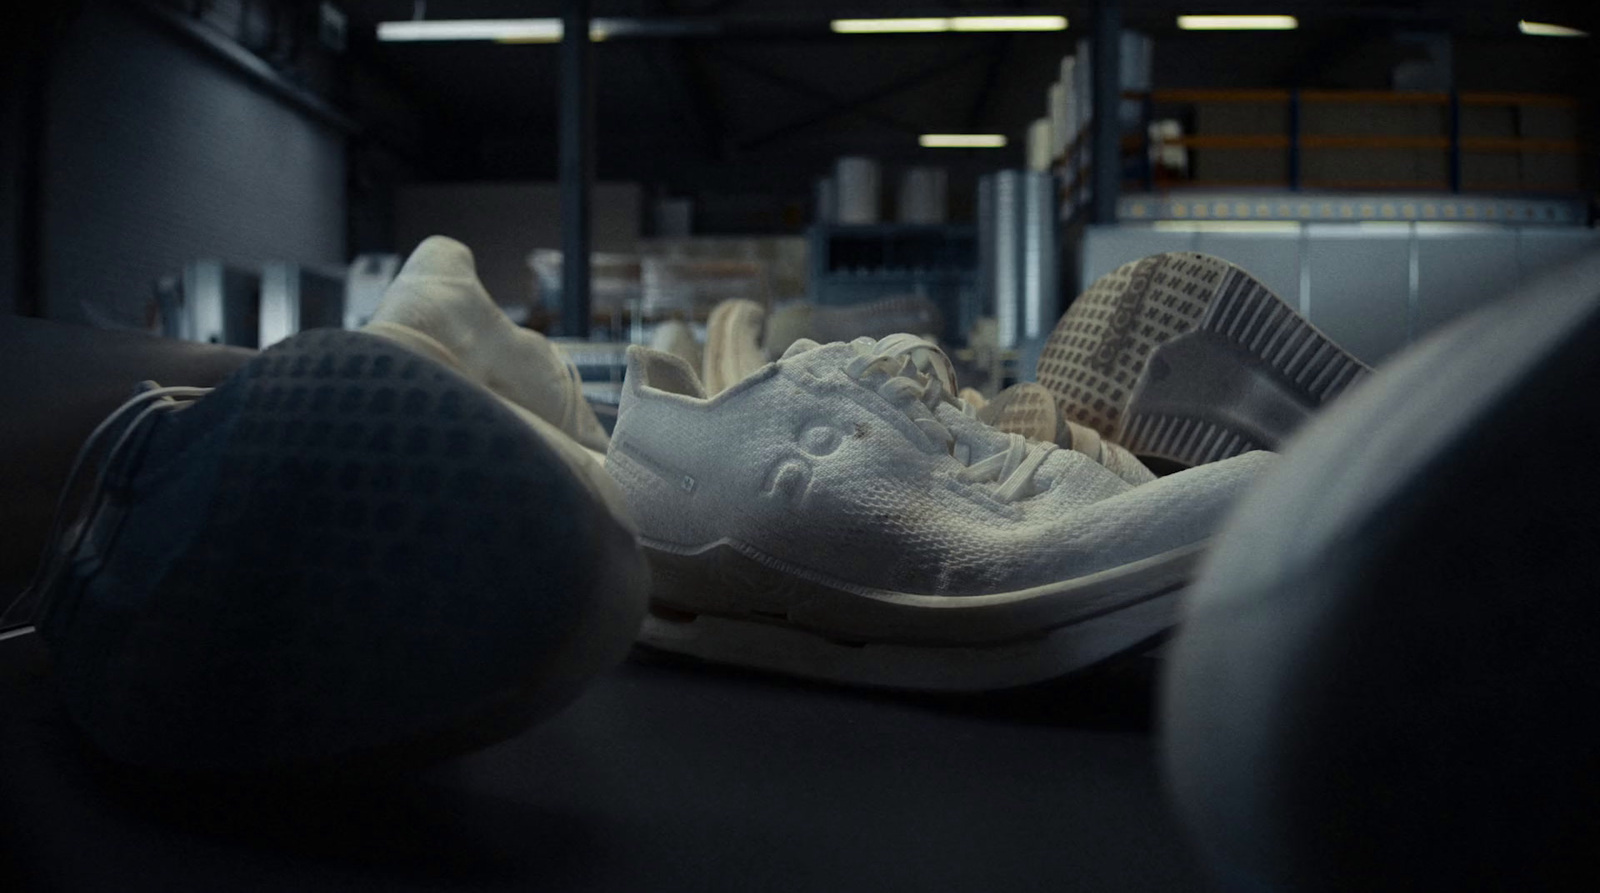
832,18,949,33
376,19,609,42
1176,15,1298,31
920,134,1007,148
1518,20,1588,37
949,16,1068,32
832,16,1066,34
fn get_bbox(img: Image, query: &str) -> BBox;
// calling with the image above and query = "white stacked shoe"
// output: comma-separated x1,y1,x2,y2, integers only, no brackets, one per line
365,236,612,463
606,333,1272,691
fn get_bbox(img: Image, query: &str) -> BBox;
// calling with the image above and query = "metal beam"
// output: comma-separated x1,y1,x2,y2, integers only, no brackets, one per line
645,0,728,162
1090,0,1121,224
560,0,593,337
737,45,994,152
964,35,1012,132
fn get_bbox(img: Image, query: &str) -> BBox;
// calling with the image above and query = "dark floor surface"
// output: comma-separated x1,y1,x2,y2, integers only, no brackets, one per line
0,634,1214,892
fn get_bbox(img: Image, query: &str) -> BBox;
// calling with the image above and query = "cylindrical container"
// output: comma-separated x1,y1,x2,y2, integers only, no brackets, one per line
897,167,948,224
814,177,836,225
1049,81,1068,161
1021,170,1059,342
1027,118,1053,172
983,171,1023,349
834,157,880,225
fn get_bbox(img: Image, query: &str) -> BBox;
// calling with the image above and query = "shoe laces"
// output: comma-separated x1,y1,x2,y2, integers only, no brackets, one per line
842,335,1054,503
0,383,211,639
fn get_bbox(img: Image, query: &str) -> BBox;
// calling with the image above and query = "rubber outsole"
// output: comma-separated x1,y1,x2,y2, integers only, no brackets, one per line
1036,253,1370,467
634,538,1206,692
40,329,649,774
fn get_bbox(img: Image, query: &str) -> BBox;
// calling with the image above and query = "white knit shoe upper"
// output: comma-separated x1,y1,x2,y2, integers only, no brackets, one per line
607,334,1272,597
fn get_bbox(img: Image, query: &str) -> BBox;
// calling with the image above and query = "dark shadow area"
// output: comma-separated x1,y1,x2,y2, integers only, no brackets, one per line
626,641,1165,733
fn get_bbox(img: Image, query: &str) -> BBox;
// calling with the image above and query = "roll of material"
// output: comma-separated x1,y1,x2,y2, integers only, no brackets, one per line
1027,118,1053,172
1020,171,1058,342
834,157,880,225
1048,81,1069,161
981,171,1059,350
897,167,948,225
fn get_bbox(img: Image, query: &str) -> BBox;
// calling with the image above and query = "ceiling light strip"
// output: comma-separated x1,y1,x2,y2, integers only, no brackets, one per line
1518,20,1588,38
920,134,1008,148
831,16,1066,34
1176,15,1298,31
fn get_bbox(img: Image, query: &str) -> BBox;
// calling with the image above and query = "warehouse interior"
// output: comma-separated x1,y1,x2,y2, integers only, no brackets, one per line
2,1,1598,890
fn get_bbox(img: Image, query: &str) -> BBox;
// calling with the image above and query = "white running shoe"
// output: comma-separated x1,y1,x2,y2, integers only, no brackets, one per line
978,383,1156,486
364,236,611,460
702,298,767,395
606,333,1272,691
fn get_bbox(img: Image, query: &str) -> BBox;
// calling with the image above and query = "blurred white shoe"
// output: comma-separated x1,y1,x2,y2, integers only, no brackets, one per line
363,236,612,464
649,319,702,373
702,298,767,394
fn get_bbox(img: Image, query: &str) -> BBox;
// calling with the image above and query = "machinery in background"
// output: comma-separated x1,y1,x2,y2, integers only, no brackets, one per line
154,255,396,350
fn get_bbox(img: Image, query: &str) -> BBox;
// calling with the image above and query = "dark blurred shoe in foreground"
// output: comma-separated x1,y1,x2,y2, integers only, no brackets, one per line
5,238,648,774
1162,251,1600,891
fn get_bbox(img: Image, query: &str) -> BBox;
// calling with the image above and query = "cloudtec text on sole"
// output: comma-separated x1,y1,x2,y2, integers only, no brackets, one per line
31,329,648,774
1036,253,1370,467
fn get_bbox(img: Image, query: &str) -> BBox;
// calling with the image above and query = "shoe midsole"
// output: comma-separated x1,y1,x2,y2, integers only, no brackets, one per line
639,537,1206,646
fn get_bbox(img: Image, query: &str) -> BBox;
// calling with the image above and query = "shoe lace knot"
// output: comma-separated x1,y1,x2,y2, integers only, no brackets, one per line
842,335,1053,503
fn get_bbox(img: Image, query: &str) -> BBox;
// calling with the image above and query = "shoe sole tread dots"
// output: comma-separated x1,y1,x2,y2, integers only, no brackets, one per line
42,328,649,775
634,537,1206,692
1035,252,1370,468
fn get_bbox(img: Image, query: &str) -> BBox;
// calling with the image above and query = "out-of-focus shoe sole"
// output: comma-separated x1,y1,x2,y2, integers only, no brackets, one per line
977,383,1156,485
1036,253,1370,466
41,329,649,774
977,382,1057,443
1162,251,1600,893
634,538,1206,692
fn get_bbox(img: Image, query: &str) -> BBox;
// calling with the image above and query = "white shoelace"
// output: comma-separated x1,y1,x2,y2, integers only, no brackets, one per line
842,336,1054,503
0,383,210,639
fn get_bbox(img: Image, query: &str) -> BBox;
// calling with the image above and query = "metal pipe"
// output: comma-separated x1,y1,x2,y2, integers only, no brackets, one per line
560,0,593,338
1090,0,1121,224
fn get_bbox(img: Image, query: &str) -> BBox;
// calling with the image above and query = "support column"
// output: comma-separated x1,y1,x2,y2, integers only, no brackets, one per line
559,0,593,337
1090,0,1121,224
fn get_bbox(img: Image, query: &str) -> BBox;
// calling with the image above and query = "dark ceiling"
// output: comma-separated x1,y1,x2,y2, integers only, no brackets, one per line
332,0,1595,230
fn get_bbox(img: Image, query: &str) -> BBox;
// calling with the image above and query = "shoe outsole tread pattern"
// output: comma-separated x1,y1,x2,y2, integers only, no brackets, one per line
1036,253,1369,467
977,384,1057,444
43,329,647,773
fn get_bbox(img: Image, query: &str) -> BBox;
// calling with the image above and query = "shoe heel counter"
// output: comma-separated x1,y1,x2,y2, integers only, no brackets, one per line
606,382,716,548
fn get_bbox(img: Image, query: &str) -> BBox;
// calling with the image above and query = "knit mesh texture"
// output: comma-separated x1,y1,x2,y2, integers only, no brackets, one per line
612,341,1271,596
